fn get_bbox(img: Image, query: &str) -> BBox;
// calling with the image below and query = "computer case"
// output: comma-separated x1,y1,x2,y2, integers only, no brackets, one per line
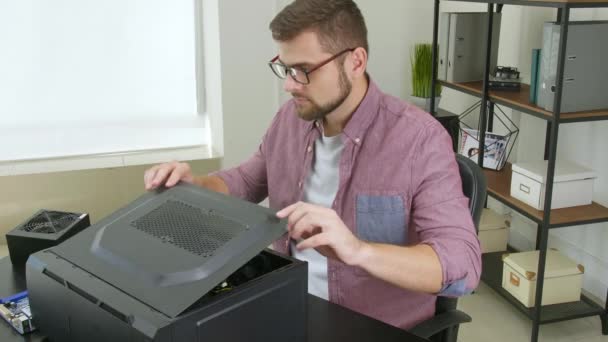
26,183,307,342
6,209,90,269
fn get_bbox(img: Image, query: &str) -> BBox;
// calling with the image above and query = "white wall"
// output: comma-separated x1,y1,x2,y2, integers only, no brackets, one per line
216,1,281,169
358,1,434,100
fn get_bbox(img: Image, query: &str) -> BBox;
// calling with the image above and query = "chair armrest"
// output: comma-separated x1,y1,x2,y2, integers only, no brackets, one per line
408,309,472,339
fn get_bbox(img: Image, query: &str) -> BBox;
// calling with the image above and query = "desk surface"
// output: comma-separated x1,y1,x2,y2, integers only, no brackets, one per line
0,257,427,342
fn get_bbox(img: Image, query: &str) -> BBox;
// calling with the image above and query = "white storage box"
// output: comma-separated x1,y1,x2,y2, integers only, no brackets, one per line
479,209,509,253
502,250,584,307
510,160,596,210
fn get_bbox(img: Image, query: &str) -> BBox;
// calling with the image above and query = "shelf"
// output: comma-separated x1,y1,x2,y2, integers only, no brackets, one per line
444,0,608,8
481,251,606,324
440,80,608,123
484,163,608,227
434,2,608,340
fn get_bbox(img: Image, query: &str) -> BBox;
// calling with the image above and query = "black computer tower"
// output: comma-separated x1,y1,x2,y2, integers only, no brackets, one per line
26,184,307,342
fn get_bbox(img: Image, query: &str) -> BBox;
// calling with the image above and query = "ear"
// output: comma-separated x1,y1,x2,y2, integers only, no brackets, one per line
348,47,368,77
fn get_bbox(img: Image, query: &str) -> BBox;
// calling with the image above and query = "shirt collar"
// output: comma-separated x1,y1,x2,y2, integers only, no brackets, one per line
310,77,381,145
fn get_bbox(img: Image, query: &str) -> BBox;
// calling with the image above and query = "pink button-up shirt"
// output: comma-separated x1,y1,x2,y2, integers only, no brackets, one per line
214,79,481,330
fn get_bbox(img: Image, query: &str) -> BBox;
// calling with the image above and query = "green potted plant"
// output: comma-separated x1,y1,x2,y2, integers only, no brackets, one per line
410,43,442,113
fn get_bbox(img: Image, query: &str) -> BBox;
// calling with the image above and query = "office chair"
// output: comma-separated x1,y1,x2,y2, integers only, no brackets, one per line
409,154,487,342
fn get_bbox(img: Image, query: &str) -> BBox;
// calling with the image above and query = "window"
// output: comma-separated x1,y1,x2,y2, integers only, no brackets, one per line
0,0,223,174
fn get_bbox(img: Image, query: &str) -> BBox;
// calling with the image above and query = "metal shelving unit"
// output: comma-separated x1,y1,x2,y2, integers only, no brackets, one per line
429,1,608,341
482,252,606,323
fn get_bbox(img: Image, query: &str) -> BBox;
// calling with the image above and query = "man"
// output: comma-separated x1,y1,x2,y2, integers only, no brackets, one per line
144,0,481,330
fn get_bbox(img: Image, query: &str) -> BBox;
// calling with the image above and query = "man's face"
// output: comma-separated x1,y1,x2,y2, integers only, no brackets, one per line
277,31,352,121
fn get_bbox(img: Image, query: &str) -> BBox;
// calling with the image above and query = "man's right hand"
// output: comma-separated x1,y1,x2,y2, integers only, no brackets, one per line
144,161,194,190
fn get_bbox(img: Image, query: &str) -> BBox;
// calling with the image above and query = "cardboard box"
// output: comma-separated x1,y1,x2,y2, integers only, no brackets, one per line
511,160,596,210
479,209,509,253
502,250,584,307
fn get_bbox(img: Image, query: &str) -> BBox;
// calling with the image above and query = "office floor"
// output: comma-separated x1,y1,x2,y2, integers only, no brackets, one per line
458,282,607,342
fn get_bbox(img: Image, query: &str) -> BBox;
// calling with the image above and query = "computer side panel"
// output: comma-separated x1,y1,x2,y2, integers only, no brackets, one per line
26,252,71,341
172,253,308,342
26,250,171,342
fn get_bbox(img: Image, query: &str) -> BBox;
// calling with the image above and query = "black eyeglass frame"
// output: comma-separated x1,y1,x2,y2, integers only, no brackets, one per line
268,48,356,85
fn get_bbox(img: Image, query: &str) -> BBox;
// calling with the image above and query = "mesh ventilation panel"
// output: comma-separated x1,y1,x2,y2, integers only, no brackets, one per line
20,210,80,234
130,200,246,258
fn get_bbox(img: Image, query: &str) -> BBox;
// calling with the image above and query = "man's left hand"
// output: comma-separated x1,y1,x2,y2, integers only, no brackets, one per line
276,202,368,266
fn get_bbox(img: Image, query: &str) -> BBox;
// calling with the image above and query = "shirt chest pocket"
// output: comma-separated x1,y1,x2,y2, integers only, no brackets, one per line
355,194,407,246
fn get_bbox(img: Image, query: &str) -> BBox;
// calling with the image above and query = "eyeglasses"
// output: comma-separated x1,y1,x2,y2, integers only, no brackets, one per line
268,48,355,85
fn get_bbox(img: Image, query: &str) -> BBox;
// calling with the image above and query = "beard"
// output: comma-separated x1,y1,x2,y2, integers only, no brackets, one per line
292,67,352,122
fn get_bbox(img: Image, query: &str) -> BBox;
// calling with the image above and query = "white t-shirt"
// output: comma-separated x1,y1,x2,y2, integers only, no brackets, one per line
291,133,344,300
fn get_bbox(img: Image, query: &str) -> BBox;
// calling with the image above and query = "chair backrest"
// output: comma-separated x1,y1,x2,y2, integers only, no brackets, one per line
455,154,487,232
435,154,487,314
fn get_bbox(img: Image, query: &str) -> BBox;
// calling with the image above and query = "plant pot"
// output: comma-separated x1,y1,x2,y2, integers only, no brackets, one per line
409,96,441,113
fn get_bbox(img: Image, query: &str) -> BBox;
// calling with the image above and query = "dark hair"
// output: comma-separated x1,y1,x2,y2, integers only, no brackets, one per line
270,0,369,56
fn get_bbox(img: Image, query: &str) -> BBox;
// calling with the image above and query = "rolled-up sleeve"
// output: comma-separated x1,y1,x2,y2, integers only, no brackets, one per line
212,147,268,204
211,112,282,204
410,121,482,297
